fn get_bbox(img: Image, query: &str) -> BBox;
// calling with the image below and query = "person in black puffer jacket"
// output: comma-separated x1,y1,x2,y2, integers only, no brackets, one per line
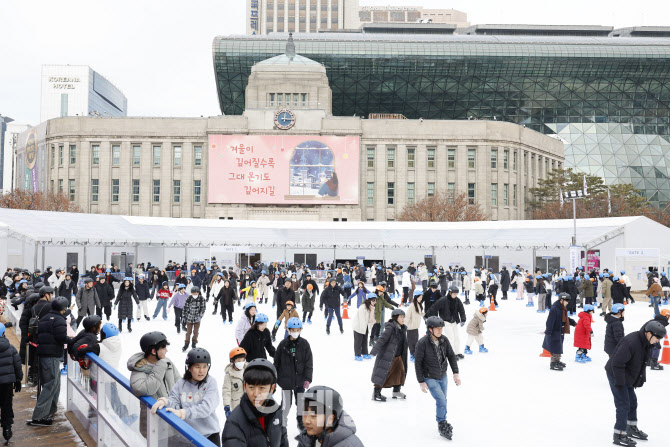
67,316,102,369
114,279,139,333
604,322,666,445
94,275,115,321
604,304,625,358
31,297,71,425
0,322,23,443
370,309,408,402
320,279,344,334
426,289,466,357
134,275,151,321
18,292,40,365
414,316,460,440
239,317,276,362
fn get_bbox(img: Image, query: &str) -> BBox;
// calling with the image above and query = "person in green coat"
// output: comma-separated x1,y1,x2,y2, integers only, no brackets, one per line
371,286,394,346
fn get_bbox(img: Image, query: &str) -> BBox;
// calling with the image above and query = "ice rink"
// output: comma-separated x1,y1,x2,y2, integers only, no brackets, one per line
62,291,669,446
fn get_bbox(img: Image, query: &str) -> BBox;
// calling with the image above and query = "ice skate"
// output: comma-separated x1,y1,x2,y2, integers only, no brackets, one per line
2,425,12,444
456,353,464,360
372,388,386,402
182,343,189,352
61,365,67,375
650,359,664,370
613,432,637,446
354,356,363,361
363,354,372,359
438,421,453,440
550,362,564,371
575,353,586,363
627,424,648,440
479,345,488,353
464,346,473,355
392,386,406,399
410,354,415,362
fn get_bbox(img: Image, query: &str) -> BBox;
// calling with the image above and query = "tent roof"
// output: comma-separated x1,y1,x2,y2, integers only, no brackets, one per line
0,208,648,249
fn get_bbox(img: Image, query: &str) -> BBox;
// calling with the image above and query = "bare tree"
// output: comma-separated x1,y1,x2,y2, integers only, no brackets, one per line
0,189,82,213
397,192,488,222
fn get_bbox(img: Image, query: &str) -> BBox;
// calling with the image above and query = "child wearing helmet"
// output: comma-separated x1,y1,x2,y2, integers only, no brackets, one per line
153,281,172,321
216,280,238,324
239,281,260,304
604,304,625,358
68,315,102,370
272,301,300,341
182,287,207,352
473,277,485,307
168,284,188,334
235,303,256,345
274,317,313,431
239,313,276,362
301,284,316,324
223,348,247,416
465,308,489,355
353,293,377,361
574,304,595,363
221,359,288,446
297,386,363,447
154,348,221,446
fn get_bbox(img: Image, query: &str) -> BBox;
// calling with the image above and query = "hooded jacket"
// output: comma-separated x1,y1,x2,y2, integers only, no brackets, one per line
221,393,288,447
0,336,23,384
127,352,181,399
605,328,651,388
98,335,122,368
239,327,276,362
604,314,625,355
466,310,486,336
274,336,313,390
36,309,69,357
296,410,364,447
426,296,466,325
573,311,593,350
222,362,247,410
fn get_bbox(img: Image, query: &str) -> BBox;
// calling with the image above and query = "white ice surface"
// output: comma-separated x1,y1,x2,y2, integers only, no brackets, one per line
59,291,669,446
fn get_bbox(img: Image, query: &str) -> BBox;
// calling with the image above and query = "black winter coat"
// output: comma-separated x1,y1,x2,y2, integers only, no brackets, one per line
414,334,459,383
68,331,101,360
221,393,288,447
276,287,295,310
426,297,466,324
240,328,276,362
273,337,313,390
605,329,652,388
604,315,625,356
115,286,139,320
58,280,77,298
370,321,408,387
0,337,23,384
95,282,115,307
500,270,511,291
320,286,343,309
300,279,319,295
37,309,69,357
611,282,625,304
135,281,151,301
19,294,41,336
542,300,575,354
422,289,441,314
641,315,669,350
217,286,238,306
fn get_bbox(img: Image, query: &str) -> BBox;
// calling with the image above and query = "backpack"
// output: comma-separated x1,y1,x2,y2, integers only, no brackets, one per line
28,303,49,344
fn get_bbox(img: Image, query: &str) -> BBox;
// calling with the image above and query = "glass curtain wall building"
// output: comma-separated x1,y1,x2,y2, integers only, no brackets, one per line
213,33,670,206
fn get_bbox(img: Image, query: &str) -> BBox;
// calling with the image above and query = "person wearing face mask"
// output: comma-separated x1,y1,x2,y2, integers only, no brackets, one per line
273,318,313,431
605,321,667,446
223,348,248,418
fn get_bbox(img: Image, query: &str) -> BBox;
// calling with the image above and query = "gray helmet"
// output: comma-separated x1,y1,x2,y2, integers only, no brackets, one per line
558,292,570,301
140,331,169,354
51,296,70,311
644,320,667,339
191,286,201,293
302,386,344,422
391,308,405,318
39,286,54,297
244,358,277,383
186,347,211,366
426,316,445,328
448,286,459,294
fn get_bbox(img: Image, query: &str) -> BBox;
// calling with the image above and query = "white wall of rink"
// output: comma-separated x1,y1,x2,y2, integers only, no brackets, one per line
1,208,670,290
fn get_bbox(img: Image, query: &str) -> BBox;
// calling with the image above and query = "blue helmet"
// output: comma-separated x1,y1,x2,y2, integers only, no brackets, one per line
413,289,423,296
515,269,519,273
18,279,27,284
217,272,223,277
613,276,619,281
106,269,111,273
262,270,267,275
604,273,609,278
662,272,667,277
255,313,269,323
123,276,133,281
102,323,119,339
287,317,303,329
621,270,626,274
611,303,625,314
366,292,378,300
584,304,595,312
0,323,5,338
177,283,186,289
244,302,257,310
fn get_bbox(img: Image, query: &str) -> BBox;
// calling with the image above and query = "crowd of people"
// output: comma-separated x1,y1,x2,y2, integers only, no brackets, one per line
0,260,668,446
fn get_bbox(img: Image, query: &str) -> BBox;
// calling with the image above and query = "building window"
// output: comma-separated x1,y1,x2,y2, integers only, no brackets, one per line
491,183,498,206
194,180,201,203
387,182,394,205
69,145,76,164
447,148,455,168
173,146,182,167
51,146,55,168
447,182,455,198
59,145,64,166
112,145,120,166
407,183,415,204
503,149,509,169
133,145,141,166
366,147,374,168
428,182,435,197
513,150,517,170
504,183,509,206
111,179,119,202
491,149,498,169
301,93,307,107
153,145,161,166
194,146,202,166
173,180,181,203
467,183,475,205
513,184,517,206
269,93,275,107
468,148,476,169
68,179,75,202
387,146,395,168
91,179,99,202
367,182,374,205
132,179,140,202
277,93,283,105
58,179,63,192
153,180,160,202
92,145,100,165
427,147,436,168
407,147,415,168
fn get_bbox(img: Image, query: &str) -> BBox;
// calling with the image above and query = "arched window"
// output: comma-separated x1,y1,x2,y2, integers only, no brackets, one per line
289,140,336,197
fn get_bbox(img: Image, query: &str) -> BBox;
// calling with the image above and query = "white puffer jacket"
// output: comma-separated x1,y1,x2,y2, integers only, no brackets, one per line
99,336,122,369
352,304,375,335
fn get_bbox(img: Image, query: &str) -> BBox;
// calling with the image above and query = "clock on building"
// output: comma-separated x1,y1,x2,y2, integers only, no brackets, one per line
274,108,296,130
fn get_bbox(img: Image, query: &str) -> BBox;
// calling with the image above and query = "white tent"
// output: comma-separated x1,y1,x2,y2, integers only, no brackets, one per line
0,208,668,290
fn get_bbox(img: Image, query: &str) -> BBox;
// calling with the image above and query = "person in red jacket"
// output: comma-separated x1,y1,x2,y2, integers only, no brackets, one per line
574,304,595,363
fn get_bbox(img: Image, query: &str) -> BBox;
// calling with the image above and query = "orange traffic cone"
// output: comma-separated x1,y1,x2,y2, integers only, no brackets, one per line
342,301,350,319
489,296,497,312
539,349,552,358
660,336,670,365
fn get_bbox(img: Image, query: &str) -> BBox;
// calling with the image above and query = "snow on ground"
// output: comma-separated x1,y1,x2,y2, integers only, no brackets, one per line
60,291,669,446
